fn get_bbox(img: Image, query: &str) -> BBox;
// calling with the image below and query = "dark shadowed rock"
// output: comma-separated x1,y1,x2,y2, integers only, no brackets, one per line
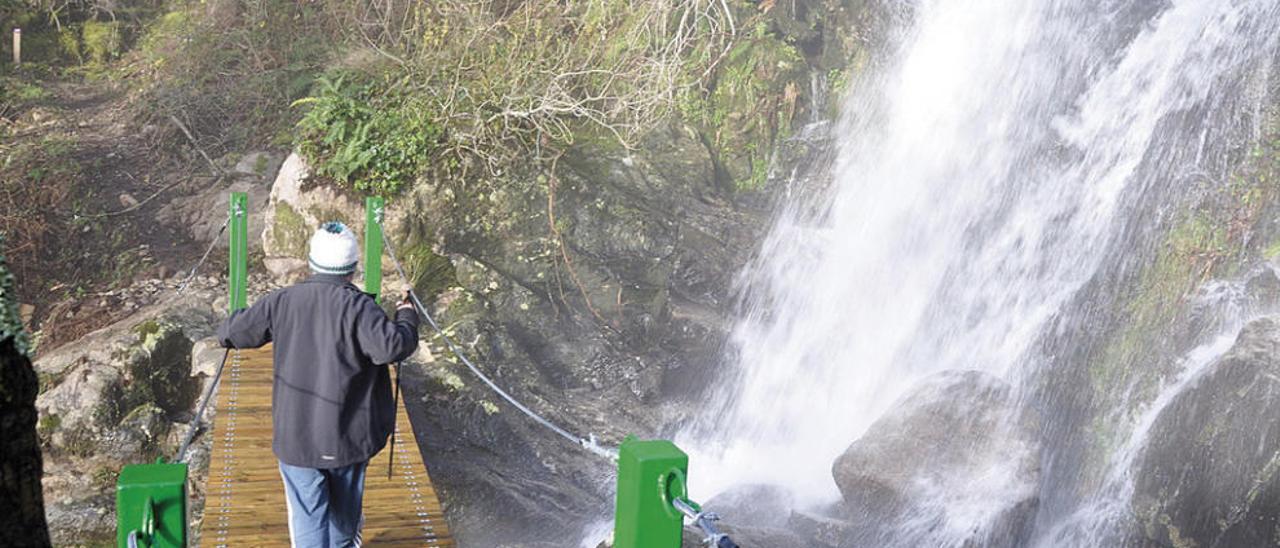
1131,316,1280,547
832,370,1040,548
121,321,197,417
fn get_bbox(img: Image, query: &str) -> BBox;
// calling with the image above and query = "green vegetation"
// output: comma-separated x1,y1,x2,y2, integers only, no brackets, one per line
0,1,161,72
121,321,195,415
680,18,805,190
130,0,335,149
91,465,118,491
276,1,831,194
36,413,59,440
81,20,123,64
1,78,50,105
59,427,97,457
289,1,743,193
0,132,81,292
294,73,441,194
400,241,456,301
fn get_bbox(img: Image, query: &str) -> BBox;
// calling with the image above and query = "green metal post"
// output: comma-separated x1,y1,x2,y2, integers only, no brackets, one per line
614,437,689,548
228,192,248,312
116,462,188,547
365,196,385,301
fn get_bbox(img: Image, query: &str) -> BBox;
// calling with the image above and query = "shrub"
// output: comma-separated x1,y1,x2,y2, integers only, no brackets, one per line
131,0,337,152
58,25,84,64
292,0,739,193
294,73,442,194
82,20,122,64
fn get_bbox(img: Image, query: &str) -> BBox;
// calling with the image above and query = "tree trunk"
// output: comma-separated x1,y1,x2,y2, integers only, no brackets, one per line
0,336,51,547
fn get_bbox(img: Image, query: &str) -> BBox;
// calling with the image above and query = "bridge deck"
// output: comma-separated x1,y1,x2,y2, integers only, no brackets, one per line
202,346,453,546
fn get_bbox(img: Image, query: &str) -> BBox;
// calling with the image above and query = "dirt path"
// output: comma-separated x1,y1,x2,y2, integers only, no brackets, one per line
5,76,222,350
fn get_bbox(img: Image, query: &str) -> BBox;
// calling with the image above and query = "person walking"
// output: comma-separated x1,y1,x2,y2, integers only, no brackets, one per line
217,221,419,547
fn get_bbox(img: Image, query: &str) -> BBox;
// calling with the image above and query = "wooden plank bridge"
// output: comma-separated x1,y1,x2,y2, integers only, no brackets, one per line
202,346,453,546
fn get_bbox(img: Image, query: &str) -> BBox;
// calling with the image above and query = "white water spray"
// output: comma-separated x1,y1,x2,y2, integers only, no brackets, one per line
681,0,1280,542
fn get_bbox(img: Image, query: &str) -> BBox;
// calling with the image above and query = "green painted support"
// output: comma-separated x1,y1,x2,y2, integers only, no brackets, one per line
365,196,385,301
116,461,188,547
228,192,248,312
614,437,689,548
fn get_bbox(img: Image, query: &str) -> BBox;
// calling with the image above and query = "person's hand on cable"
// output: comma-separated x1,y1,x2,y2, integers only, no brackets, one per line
396,283,416,314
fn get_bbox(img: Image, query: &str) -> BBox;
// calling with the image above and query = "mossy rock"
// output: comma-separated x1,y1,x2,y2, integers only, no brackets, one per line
121,321,195,417
270,201,311,259
100,403,169,462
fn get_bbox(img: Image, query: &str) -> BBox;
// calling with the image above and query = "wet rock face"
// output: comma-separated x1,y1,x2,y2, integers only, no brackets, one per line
1131,316,1280,547
0,336,52,547
397,124,770,545
831,370,1041,548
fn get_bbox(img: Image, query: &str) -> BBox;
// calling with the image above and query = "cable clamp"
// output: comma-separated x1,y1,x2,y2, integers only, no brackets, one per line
581,433,619,461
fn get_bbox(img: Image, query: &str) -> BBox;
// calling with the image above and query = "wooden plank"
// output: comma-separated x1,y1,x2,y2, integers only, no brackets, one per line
202,346,454,546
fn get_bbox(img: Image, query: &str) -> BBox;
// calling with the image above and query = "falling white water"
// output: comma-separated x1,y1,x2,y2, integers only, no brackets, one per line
679,0,1280,540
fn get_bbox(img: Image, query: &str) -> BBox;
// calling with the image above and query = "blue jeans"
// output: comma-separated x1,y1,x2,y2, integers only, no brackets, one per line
278,461,368,547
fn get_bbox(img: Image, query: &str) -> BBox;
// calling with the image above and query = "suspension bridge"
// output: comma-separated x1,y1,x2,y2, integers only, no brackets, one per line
199,346,451,546
114,193,736,548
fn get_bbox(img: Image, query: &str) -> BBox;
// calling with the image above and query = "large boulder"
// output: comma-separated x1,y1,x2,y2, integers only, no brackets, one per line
37,319,198,450
1130,316,1280,546
156,151,279,247
261,152,412,283
831,370,1041,548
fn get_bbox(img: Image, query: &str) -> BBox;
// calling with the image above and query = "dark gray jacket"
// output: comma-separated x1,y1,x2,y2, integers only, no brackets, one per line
217,274,419,468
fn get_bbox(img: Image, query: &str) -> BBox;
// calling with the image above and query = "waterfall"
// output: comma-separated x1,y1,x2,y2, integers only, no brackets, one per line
682,0,1280,543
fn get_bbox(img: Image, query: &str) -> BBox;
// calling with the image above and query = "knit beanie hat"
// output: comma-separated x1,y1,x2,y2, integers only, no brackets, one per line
308,222,359,275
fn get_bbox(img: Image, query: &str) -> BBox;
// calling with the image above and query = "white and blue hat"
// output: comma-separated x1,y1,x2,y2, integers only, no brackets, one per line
308,222,359,275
